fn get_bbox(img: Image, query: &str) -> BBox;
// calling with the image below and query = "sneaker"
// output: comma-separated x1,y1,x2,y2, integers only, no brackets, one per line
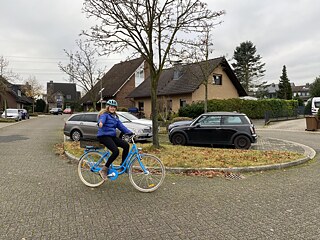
107,172,116,177
99,166,109,180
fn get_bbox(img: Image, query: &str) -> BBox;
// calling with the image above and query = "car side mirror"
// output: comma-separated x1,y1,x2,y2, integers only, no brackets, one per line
194,123,201,128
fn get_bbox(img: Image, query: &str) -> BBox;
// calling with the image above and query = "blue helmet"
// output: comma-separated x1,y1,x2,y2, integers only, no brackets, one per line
106,99,118,107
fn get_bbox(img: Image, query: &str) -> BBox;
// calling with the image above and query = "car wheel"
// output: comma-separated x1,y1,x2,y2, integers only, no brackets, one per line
171,133,187,145
71,130,82,141
234,135,251,149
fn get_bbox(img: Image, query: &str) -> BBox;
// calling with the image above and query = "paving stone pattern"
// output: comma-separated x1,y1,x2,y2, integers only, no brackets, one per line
252,137,306,154
1,116,320,239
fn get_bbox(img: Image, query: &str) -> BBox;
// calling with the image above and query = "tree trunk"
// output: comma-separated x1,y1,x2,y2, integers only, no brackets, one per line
150,73,160,148
32,100,35,113
204,83,208,113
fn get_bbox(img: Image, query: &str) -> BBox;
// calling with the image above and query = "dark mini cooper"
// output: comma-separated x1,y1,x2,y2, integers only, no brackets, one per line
168,112,257,149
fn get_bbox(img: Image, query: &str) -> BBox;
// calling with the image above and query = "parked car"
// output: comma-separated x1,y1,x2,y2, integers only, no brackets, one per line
63,108,72,114
19,109,29,120
311,97,320,115
168,120,193,132
1,108,22,121
49,108,62,115
168,112,257,149
63,112,153,142
117,111,152,126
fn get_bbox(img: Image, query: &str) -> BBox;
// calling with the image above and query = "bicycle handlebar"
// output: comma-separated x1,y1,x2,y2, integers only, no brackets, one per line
123,133,136,143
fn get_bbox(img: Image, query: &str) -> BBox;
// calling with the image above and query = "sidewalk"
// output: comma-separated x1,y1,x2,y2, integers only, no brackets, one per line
0,115,47,130
0,121,20,130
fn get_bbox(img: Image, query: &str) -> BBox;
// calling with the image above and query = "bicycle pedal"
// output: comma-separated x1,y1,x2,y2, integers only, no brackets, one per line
107,172,116,177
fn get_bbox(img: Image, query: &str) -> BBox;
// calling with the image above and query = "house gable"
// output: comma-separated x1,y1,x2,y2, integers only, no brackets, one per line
46,81,78,109
192,65,239,101
79,57,145,107
0,77,33,109
47,81,78,102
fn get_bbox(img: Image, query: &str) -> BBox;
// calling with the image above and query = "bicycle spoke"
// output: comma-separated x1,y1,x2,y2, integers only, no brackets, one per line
129,154,165,192
78,151,106,188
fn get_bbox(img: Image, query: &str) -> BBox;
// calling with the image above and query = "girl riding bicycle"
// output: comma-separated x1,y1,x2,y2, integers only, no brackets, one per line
97,99,133,180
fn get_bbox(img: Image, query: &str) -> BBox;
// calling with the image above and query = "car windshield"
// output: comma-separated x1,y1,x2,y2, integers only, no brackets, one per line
314,101,320,108
195,115,221,126
118,115,130,123
119,112,139,121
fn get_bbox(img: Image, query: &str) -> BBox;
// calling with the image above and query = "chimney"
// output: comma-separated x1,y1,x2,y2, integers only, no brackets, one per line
172,60,183,80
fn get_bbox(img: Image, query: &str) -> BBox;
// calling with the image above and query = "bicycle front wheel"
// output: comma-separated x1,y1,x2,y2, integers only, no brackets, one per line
78,151,106,188
128,154,165,192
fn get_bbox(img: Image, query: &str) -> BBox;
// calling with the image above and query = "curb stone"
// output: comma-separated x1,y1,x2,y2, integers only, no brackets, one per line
64,137,316,174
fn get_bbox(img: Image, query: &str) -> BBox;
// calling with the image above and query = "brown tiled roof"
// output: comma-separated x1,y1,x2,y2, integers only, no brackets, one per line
46,82,78,101
0,77,33,104
292,85,310,92
11,84,33,104
128,57,247,98
80,57,144,103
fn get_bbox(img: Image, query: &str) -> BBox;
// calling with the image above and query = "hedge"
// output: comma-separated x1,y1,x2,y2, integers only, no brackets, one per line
178,98,299,119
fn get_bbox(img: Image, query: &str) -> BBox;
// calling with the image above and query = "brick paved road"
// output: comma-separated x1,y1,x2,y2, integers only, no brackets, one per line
1,115,320,239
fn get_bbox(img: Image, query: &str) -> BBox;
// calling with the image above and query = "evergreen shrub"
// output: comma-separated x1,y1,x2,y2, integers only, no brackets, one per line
178,98,299,119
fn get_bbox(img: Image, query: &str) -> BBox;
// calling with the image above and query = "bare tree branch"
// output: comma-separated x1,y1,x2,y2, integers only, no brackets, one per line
22,76,43,113
82,0,225,147
58,39,105,110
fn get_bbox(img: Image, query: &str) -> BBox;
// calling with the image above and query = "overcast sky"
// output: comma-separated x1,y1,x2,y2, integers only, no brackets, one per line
1,0,319,91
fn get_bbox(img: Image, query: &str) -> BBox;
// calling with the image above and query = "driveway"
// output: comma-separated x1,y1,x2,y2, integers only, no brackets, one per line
1,115,320,239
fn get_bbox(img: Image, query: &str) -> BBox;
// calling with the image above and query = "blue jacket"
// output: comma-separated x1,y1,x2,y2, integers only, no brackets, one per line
97,112,132,137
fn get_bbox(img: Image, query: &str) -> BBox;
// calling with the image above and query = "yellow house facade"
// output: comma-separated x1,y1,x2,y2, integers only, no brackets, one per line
128,57,247,118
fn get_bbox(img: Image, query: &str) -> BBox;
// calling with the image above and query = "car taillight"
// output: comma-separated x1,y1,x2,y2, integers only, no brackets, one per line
250,125,255,134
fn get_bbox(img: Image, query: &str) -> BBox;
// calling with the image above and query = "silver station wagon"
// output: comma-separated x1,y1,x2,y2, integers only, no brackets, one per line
63,112,152,142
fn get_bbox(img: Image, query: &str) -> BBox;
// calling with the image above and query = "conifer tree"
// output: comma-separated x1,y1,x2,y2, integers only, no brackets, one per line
232,41,266,94
277,65,292,99
309,76,320,97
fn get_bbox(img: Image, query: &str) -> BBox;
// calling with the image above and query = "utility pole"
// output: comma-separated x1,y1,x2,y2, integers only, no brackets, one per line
98,78,104,110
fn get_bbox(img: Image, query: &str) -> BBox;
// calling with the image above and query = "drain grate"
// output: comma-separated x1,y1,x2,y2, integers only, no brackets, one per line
224,172,244,180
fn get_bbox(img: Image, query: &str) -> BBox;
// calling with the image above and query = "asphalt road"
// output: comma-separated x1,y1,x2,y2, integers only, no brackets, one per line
1,116,320,240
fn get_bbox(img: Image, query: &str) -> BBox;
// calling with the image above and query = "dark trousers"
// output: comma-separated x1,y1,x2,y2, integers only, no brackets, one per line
97,136,130,168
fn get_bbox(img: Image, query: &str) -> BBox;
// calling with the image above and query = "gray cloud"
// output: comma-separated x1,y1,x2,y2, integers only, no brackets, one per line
210,0,320,84
0,0,319,90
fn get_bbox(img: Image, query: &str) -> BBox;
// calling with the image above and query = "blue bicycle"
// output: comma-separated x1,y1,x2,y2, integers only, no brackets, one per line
78,135,165,192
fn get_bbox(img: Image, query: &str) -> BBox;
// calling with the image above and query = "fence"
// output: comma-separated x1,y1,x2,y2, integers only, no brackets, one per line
264,106,305,125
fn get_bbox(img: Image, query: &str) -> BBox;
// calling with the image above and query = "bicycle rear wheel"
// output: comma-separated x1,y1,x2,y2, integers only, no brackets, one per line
78,151,106,187
128,154,165,192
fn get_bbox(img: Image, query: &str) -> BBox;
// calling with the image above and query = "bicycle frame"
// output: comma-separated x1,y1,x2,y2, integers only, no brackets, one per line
81,136,147,178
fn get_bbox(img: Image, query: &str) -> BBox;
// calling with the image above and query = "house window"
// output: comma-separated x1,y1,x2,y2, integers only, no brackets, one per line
66,95,71,100
138,101,144,111
212,74,222,85
135,64,144,87
18,90,21,97
180,99,186,108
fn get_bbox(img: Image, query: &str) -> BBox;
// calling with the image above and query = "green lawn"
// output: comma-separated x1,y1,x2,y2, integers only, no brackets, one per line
63,133,304,169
